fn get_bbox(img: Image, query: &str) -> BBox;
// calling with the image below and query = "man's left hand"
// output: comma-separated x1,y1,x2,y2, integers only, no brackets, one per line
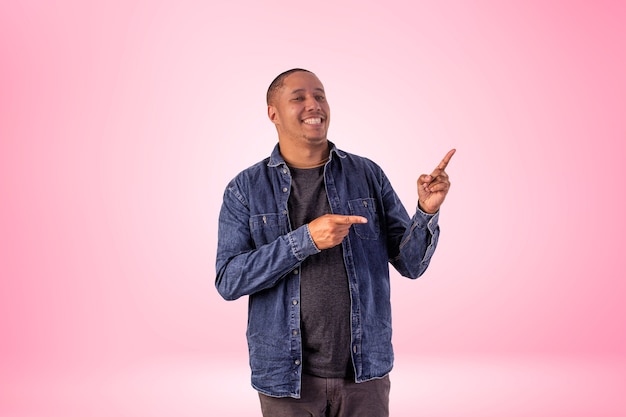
417,149,456,214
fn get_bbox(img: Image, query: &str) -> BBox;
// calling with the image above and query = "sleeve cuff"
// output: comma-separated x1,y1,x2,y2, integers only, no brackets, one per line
414,206,440,235
287,224,321,261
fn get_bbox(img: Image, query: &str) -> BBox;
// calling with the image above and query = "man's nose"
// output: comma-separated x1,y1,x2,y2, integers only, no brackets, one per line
305,96,321,110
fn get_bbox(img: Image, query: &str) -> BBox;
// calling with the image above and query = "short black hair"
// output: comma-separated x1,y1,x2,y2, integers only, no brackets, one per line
266,68,313,105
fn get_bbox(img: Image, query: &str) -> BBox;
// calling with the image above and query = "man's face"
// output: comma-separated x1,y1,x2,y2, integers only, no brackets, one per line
268,71,330,148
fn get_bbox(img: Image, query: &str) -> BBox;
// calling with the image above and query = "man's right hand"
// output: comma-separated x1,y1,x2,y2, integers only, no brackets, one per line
308,214,368,250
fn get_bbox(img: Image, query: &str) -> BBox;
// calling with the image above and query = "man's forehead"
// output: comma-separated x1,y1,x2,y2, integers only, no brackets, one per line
283,72,324,91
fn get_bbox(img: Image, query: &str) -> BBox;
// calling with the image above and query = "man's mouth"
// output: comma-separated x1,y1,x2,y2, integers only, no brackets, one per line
303,117,323,125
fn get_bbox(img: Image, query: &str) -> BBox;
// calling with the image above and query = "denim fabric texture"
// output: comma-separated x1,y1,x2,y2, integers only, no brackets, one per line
215,142,440,398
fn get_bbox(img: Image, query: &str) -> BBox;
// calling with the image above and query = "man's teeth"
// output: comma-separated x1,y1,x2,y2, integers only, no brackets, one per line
303,118,322,124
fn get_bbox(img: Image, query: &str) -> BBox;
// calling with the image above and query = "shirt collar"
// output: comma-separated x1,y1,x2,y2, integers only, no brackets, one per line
268,140,346,168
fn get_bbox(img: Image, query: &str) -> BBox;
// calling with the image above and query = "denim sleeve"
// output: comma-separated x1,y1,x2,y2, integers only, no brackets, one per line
215,182,320,301
383,174,440,279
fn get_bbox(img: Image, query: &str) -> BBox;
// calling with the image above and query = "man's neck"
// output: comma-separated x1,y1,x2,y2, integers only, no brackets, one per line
279,141,330,169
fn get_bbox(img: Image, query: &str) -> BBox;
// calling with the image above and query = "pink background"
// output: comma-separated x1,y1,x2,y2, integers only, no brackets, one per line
1,1,625,416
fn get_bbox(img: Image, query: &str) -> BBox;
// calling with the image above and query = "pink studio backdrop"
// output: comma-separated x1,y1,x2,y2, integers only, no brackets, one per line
1,1,625,416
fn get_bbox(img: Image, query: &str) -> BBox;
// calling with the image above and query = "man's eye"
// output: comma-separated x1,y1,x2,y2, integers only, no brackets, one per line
292,96,303,101
316,96,325,101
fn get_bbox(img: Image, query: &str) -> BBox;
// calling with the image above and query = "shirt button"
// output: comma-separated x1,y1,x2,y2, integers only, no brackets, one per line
293,269,298,275
292,299,298,305
292,330,298,336
282,187,288,192
295,360,301,365
283,168,288,174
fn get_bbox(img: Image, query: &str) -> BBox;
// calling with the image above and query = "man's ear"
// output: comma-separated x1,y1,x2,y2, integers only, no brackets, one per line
268,105,278,125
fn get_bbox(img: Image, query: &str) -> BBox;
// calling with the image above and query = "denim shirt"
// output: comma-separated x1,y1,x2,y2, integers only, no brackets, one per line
215,142,440,398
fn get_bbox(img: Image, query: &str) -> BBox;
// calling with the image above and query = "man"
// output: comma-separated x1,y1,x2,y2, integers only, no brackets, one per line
216,68,454,417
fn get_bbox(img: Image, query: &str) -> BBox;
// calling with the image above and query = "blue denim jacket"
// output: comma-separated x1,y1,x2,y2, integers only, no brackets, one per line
215,142,440,398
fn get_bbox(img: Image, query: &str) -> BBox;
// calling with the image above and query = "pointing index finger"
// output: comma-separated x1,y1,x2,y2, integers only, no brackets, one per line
335,215,368,225
432,148,456,173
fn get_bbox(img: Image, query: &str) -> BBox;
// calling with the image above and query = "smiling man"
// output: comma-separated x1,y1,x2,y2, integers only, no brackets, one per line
216,68,455,417
267,69,330,153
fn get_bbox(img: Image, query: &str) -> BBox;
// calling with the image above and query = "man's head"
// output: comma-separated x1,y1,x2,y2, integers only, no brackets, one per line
267,69,330,149
266,68,313,106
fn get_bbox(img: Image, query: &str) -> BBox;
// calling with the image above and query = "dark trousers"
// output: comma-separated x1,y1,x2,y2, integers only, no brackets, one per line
258,373,390,417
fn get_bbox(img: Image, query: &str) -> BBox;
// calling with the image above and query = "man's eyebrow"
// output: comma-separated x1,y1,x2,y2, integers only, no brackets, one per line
290,88,325,94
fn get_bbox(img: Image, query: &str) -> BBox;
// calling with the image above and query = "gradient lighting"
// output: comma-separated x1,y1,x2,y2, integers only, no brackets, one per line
1,1,625,416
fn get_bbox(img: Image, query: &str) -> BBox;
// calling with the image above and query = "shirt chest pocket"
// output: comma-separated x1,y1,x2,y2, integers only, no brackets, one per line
348,197,380,240
249,213,284,247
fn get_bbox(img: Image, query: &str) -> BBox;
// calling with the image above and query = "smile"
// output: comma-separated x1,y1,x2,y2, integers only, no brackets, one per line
303,118,323,125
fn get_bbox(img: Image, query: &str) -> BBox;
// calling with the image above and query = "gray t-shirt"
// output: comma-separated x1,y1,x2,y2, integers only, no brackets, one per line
288,165,353,378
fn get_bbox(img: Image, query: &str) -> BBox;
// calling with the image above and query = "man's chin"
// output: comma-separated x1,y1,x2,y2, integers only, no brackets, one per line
303,136,329,146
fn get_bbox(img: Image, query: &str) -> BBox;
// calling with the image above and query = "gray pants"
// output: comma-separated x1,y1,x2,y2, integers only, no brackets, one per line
258,373,390,417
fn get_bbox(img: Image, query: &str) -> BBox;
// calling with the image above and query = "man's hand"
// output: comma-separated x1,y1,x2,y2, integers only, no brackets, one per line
308,214,368,250
417,149,456,214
